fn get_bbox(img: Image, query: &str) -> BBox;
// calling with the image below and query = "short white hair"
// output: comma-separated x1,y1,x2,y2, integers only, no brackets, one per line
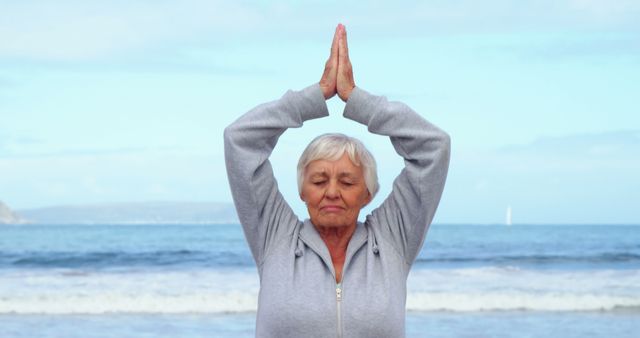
297,133,379,198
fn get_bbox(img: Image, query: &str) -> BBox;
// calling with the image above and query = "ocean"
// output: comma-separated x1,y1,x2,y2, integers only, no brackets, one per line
1,224,638,337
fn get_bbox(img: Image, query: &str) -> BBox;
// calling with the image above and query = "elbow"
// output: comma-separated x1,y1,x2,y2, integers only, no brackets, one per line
441,131,451,154
223,124,238,147
223,124,240,161
432,126,451,155
435,130,451,167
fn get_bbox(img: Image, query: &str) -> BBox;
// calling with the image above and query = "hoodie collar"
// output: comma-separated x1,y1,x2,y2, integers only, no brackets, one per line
298,219,369,276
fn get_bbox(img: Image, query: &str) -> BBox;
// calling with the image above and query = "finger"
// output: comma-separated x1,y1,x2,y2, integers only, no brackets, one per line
338,33,351,65
342,25,350,60
330,24,340,60
338,34,347,65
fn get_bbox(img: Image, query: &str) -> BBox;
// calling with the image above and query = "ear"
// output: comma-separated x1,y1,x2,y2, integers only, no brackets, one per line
300,191,306,202
362,191,372,207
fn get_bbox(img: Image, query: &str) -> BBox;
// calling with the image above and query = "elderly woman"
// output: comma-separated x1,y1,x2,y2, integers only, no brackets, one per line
224,24,450,337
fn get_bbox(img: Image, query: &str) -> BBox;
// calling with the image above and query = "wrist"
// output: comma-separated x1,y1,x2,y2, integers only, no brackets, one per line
319,83,335,100
339,85,354,102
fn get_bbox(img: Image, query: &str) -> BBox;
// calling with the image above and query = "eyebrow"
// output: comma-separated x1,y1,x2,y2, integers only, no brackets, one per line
338,172,358,179
308,171,359,179
308,171,328,177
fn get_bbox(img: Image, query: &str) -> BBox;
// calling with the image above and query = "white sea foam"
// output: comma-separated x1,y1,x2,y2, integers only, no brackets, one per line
1,267,639,314
406,292,640,312
0,292,258,315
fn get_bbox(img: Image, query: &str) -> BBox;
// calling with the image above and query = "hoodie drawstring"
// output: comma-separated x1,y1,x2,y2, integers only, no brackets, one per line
371,231,380,255
295,236,305,257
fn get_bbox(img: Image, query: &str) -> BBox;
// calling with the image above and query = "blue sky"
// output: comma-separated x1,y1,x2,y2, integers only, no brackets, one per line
1,0,638,224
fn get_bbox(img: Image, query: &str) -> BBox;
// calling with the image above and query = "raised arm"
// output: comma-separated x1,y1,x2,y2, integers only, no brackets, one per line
224,85,328,265
333,25,450,265
345,88,451,265
223,25,344,265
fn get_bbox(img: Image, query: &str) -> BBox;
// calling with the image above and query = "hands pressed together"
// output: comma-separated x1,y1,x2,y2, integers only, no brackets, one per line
319,24,355,102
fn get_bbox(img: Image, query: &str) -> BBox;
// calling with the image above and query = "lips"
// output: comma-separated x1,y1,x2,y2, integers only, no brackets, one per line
320,205,345,212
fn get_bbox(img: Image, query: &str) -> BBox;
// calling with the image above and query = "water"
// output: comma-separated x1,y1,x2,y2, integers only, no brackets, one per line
1,224,639,337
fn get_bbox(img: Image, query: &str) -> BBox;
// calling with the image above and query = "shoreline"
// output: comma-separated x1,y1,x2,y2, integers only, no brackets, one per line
1,312,638,338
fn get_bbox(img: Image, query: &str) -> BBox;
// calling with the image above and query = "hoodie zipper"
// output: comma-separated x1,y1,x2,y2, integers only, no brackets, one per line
336,283,343,338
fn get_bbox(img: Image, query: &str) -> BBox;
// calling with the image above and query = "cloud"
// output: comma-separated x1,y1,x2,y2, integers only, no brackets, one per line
568,0,640,23
1,1,638,62
0,134,181,158
482,33,640,61
496,130,640,172
439,130,640,224
0,134,43,155
0,148,227,209
0,0,263,61
0,76,15,88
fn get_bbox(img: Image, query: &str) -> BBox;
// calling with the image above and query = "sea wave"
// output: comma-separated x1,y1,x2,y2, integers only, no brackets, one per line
1,291,639,314
406,292,640,312
0,250,254,269
414,253,640,267
0,292,259,315
3,250,639,270
1,267,639,314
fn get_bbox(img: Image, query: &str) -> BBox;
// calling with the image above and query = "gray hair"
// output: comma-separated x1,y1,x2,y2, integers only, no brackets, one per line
297,133,379,198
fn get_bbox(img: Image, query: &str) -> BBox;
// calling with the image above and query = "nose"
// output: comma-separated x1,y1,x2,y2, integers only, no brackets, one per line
325,180,340,199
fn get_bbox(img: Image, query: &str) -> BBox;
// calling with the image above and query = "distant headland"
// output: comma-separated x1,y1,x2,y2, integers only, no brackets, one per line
0,201,239,225
0,201,26,224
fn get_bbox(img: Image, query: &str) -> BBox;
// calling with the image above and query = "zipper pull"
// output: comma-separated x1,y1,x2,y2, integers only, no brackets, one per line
336,286,342,301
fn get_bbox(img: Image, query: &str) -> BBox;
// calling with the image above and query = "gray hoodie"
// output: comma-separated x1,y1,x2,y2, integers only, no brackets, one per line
224,83,450,337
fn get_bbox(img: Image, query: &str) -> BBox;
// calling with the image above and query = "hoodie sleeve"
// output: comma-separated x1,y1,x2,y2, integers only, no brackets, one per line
343,87,451,265
224,83,329,266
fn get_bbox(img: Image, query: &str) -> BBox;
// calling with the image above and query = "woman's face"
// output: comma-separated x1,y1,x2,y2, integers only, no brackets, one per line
300,153,371,228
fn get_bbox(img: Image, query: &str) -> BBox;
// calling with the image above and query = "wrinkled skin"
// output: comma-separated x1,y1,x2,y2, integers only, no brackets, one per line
308,23,363,282
319,24,355,102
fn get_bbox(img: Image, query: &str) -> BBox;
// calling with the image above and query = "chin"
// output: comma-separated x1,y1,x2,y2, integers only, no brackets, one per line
311,216,354,228
320,222,350,228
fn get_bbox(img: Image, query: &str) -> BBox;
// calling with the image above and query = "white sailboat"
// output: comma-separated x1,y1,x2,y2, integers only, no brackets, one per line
506,205,512,226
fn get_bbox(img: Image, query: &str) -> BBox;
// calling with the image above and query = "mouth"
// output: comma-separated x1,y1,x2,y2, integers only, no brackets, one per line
320,205,345,212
